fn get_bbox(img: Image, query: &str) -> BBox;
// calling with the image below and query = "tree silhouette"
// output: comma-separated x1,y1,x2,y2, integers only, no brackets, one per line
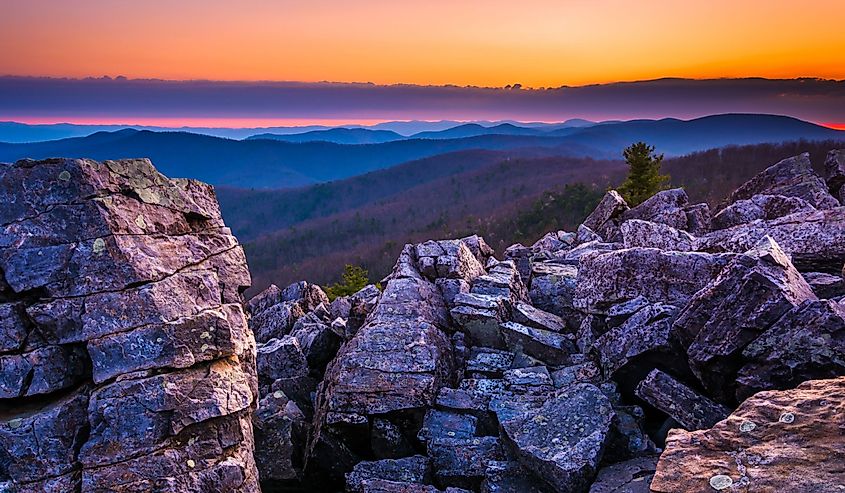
618,142,670,206
324,264,371,300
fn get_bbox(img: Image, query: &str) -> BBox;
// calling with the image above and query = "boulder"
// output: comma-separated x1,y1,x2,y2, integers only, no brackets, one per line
428,437,504,489
511,301,568,334
620,219,696,251
249,300,305,343
503,244,533,285
682,203,711,235
574,248,733,313
290,310,342,371
346,456,432,493
736,299,845,400
825,149,845,200
621,188,689,230
676,237,816,401
802,271,845,299
371,417,417,459
481,460,550,493
651,377,845,493
499,383,615,492
435,278,470,310
502,366,554,395
465,347,514,377
246,284,283,315
530,231,575,255
416,239,486,283
0,158,259,492
450,293,509,349
582,191,629,241
550,361,603,389
528,262,580,326
711,194,816,230
588,456,658,493
725,152,840,210
417,409,478,442
256,335,309,389
500,321,577,366
634,369,729,431
471,261,529,307
576,224,603,244
254,389,307,481
550,241,621,266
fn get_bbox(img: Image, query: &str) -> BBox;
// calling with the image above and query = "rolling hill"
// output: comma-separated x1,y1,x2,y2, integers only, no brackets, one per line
1,114,842,189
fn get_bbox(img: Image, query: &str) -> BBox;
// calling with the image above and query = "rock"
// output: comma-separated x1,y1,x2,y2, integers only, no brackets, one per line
256,335,309,389
582,191,629,241
250,300,306,343
0,387,89,483
802,271,845,299
725,152,840,210
290,310,342,371
0,302,30,353
499,383,614,493
282,281,330,311
588,456,658,493
549,241,621,266
416,239,486,283
593,303,683,385
605,296,650,329
436,278,469,310
503,244,533,285
0,158,259,492
574,248,733,313
550,361,603,389
576,224,603,244
428,437,504,489
683,203,711,235
371,418,416,459
0,345,88,398
651,377,845,493
676,236,816,401
418,409,478,442
621,188,690,230
254,389,307,482
528,262,580,327
700,206,845,272
502,366,554,395
634,369,729,431
465,347,514,377
346,456,432,493
711,194,816,230
450,293,510,349
500,321,577,366
531,231,575,254
246,284,283,316
620,219,696,251
472,261,529,307
512,301,568,334
735,299,845,400
480,461,550,493
825,149,845,199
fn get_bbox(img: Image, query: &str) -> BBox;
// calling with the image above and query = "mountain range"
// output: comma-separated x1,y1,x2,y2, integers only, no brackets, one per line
1,114,842,189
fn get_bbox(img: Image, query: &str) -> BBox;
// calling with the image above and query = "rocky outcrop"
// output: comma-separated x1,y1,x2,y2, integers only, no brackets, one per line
0,158,258,492
826,149,845,201
651,377,845,493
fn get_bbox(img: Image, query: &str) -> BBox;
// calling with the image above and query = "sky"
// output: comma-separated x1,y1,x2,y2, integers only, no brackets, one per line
1,0,844,126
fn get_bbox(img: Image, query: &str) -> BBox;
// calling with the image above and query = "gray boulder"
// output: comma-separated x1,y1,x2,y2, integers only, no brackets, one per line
635,369,729,431
711,194,816,230
582,191,629,241
826,149,845,201
620,219,696,251
621,188,690,230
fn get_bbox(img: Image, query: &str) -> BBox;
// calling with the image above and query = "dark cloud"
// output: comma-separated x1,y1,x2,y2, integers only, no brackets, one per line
1,76,843,123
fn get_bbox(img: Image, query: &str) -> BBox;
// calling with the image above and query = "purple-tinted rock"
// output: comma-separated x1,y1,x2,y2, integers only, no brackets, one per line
676,237,816,401
588,456,658,493
621,188,690,230
450,293,509,349
246,284,283,316
290,310,342,371
620,219,696,251
0,302,29,353
254,389,307,481
499,383,614,492
500,321,577,366
371,417,416,459
576,224,603,244
527,262,580,327
256,335,309,387
0,388,89,483
726,152,840,210
435,278,470,309
635,369,729,431
0,344,87,398
711,194,817,230
416,239,486,283
582,191,629,241
472,261,528,307
550,361,603,389
418,409,478,442
503,244,533,285
250,300,305,343
512,301,568,334
803,271,845,299
683,203,711,235
736,299,845,400
481,460,549,493
574,248,733,313
429,437,505,488
502,366,554,395
346,456,432,493
465,347,514,377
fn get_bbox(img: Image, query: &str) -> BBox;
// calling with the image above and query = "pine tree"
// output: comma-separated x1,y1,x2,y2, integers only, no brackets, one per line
324,264,371,301
617,142,670,206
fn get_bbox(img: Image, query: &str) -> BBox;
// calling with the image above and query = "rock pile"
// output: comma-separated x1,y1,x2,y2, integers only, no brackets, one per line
0,158,259,492
246,150,845,492
5,148,844,493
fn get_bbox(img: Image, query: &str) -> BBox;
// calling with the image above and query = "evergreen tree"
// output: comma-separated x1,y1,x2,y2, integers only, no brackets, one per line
324,264,371,300
617,142,670,206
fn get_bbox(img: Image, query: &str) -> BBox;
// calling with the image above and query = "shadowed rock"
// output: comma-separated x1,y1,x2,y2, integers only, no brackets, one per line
346,456,432,493
711,194,816,230
582,191,629,241
588,456,657,493
825,149,845,201
621,188,690,230
803,271,845,299
635,369,729,431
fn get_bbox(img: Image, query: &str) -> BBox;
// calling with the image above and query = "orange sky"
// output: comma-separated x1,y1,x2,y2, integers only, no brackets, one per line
1,0,844,87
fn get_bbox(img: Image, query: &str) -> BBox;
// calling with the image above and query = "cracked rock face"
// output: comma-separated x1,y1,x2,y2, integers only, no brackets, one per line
651,377,845,493
0,158,258,492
